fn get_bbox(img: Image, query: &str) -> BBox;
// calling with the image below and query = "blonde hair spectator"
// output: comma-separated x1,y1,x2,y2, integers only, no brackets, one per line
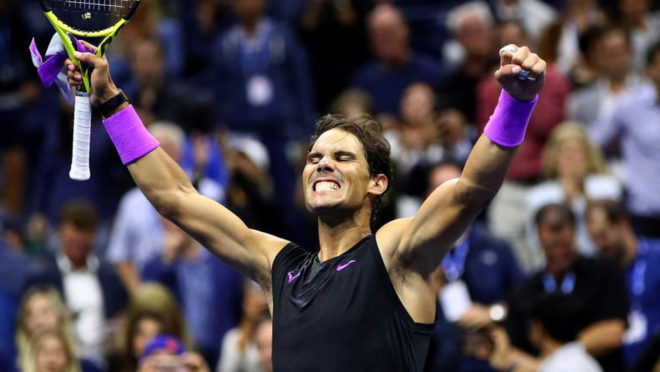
22,330,81,372
542,122,607,179
16,286,77,372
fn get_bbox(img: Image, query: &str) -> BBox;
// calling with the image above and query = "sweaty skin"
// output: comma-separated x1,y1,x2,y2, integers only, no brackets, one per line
67,42,546,323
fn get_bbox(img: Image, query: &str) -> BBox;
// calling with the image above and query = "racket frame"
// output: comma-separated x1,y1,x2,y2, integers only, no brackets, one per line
38,0,140,180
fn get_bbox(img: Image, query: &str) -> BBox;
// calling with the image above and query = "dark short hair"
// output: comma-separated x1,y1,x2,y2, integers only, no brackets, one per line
535,203,576,229
59,200,99,232
585,199,628,225
647,41,660,67
530,293,587,343
309,114,392,231
580,24,631,61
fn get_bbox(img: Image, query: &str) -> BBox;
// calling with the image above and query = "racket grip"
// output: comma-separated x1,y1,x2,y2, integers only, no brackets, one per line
69,93,92,181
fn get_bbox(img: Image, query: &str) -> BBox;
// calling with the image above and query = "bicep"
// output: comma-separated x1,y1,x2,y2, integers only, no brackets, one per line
390,179,476,275
168,191,287,283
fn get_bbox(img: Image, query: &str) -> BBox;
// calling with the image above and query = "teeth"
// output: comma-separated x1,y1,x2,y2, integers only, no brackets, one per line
315,181,339,191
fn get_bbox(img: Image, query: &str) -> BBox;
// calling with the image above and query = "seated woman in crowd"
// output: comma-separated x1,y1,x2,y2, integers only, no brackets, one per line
526,122,621,258
111,283,193,372
217,280,270,372
24,330,81,372
15,286,87,372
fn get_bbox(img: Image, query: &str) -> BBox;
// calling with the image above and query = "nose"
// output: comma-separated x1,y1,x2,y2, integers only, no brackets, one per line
317,156,334,173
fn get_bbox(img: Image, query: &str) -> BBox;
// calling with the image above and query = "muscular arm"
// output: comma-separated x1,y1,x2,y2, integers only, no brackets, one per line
387,136,517,275
379,46,546,277
578,320,626,357
127,145,286,283
67,51,287,285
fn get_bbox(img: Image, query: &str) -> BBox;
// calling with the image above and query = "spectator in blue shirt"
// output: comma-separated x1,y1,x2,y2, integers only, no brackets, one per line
351,4,445,117
141,218,243,368
589,42,660,238
586,199,660,366
209,0,316,243
425,161,524,372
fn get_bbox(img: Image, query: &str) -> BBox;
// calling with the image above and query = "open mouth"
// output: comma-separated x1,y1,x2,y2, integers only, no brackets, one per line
313,180,341,192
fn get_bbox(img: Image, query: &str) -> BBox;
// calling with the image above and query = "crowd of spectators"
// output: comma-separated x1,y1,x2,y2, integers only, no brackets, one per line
1,0,660,371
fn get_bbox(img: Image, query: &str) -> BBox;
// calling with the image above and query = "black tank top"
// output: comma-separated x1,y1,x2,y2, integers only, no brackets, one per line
271,235,434,372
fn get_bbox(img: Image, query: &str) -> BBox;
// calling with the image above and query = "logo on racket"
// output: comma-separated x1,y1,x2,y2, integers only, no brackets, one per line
82,12,91,20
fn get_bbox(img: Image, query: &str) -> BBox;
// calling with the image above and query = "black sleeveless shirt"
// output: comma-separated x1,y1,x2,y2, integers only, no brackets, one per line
271,235,434,372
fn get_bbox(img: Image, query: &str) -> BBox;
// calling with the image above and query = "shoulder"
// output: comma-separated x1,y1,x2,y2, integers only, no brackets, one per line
411,53,442,69
352,61,385,84
617,83,656,112
576,256,622,276
468,224,511,252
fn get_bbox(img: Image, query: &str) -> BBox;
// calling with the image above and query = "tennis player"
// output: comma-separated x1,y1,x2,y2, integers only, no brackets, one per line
67,43,545,371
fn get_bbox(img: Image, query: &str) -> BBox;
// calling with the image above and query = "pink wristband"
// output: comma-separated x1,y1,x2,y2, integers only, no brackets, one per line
103,105,160,164
483,90,538,147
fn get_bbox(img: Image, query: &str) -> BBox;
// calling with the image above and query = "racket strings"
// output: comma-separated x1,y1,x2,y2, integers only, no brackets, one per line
46,0,136,31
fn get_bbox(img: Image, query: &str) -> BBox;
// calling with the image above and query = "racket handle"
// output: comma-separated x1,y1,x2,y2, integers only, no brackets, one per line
69,92,92,181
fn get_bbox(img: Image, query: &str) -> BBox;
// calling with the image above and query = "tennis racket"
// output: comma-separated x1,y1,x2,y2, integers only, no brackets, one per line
39,0,141,180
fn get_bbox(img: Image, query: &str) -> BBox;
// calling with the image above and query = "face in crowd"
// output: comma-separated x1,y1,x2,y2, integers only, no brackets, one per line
537,205,578,275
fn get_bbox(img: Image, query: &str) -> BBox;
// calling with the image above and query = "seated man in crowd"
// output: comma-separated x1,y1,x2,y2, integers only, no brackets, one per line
506,203,629,372
586,199,660,366
425,161,524,372
27,201,128,368
490,293,602,372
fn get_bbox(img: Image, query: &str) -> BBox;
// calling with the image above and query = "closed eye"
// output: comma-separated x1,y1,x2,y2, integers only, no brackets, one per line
307,153,322,164
335,151,356,162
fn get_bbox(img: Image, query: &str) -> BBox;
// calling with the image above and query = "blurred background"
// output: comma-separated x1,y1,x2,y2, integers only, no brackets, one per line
2,0,660,371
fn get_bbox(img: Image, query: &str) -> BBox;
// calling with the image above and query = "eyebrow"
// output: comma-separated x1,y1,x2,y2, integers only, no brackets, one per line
306,151,357,161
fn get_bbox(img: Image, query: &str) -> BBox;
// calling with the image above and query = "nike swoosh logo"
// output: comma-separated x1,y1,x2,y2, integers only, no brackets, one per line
336,259,357,272
287,271,301,283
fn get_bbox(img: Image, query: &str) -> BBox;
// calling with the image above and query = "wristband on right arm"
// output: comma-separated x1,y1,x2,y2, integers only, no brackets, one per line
483,90,538,147
103,105,160,165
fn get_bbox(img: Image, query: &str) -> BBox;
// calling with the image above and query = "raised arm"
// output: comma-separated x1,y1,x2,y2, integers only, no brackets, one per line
379,45,546,276
67,51,287,285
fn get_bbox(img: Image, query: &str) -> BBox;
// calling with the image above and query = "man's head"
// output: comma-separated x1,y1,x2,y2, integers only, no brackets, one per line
304,115,391,230
232,0,265,25
58,201,98,268
149,122,185,163
447,1,494,59
535,204,578,275
426,160,463,197
129,37,164,86
646,41,660,87
585,199,633,262
583,25,633,81
497,20,529,50
529,293,587,350
367,4,410,66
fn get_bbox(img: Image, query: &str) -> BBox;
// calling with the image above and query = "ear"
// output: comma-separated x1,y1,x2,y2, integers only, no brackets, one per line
368,174,388,196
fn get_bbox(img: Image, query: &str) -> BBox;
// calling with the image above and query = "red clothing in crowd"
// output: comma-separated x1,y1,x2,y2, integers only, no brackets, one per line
477,64,571,182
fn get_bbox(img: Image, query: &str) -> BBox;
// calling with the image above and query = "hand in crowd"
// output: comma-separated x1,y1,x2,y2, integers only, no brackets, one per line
457,304,492,330
495,45,546,102
162,218,194,264
488,327,514,371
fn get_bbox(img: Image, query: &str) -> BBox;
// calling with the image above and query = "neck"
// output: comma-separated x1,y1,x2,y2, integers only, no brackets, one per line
317,208,372,261
385,49,411,69
540,338,564,359
242,18,260,36
622,232,639,265
608,75,627,93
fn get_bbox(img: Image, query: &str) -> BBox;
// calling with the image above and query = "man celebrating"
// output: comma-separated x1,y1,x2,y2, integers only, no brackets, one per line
66,42,545,371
